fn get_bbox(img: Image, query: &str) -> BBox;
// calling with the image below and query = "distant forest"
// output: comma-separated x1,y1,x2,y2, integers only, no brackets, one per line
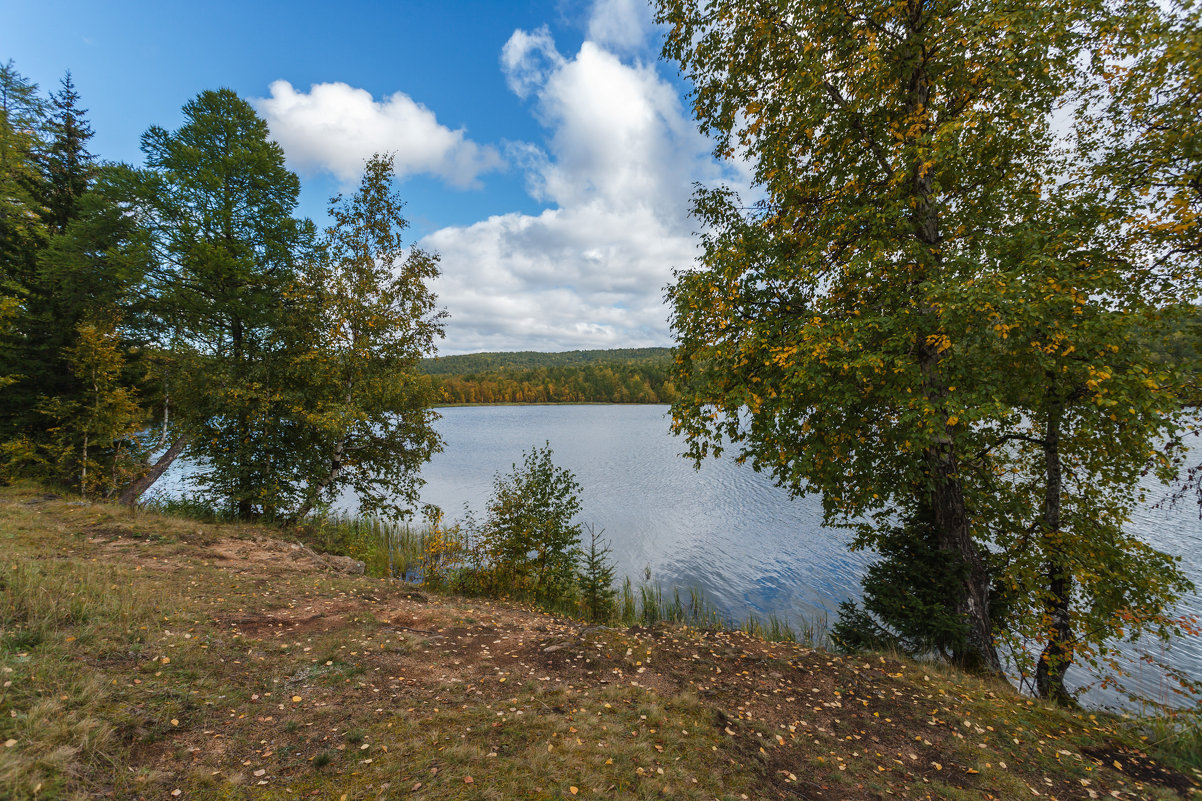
1149,305,1202,376
421,348,677,404
420,307,1202,405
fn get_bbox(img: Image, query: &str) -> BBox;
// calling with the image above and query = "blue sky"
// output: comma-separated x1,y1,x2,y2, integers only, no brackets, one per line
4,0,746,353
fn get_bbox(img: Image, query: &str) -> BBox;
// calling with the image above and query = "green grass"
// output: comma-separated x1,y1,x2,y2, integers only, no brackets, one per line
4,484,1198,800
0,554,186,798
1134,707,1202,778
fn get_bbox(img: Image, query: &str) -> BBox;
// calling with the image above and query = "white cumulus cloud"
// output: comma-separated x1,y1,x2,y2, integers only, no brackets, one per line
423,22,737,353
253,80,502,187
500,26,564,100
586,0,654,53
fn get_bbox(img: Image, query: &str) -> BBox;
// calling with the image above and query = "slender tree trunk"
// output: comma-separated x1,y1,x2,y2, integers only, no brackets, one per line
159,375,170,448
232,317,252,519
1035,397,1075,704
293,437,346,521
119,435,190,506
80,431,89,499
81,368,97,498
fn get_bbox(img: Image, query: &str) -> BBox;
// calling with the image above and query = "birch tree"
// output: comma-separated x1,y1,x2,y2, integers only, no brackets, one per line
290,154,445,520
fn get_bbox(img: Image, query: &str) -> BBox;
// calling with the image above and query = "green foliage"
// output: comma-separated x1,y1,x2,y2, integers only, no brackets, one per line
405,445,625,620
655,0,1200,691
40,72,95,235
579,524,617,622
654,0,1115,674
0,65,153,454
1145,305,1202,378
477,443,584,604
832,505,970,659
16,169,155,441
138,88,313,518
0,294,17,393
0,63,155,494
422,348,677,404
39,316,146,498
289,153,445,520
0,60,47,290
1087,0,1201,266
0,61,48,438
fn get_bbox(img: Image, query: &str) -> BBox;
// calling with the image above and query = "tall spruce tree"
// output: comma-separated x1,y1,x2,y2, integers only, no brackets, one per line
30,166,155,416
12,74,109,437
139,89,312,518
40,72,95,234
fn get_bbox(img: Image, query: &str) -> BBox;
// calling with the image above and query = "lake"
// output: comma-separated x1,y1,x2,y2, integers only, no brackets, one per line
171,404,1202,708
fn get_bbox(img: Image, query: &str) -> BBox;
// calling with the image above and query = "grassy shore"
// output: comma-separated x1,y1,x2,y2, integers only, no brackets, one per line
1,484,1198,800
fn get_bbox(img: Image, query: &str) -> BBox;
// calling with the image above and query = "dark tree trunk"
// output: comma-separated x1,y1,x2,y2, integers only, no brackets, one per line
904,11,1002,676
231,316,253,519
1035,398,1075,704
926,439,1004,675
119,435,190,507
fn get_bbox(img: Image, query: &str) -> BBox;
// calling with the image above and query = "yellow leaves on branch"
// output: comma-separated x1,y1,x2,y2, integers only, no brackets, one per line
925,333,952,353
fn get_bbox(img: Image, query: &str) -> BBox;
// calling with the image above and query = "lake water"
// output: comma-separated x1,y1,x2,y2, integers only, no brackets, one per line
167,404,1202,708
371,404,871,622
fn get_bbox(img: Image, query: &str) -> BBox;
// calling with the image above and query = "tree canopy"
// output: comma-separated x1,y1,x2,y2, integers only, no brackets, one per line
0,76,447,527
657,0,1199,694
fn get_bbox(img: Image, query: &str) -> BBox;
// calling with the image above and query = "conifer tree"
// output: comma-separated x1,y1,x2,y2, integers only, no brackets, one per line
579,524,617,623
13,83,123,439
40,72,95,234
139,89,313,517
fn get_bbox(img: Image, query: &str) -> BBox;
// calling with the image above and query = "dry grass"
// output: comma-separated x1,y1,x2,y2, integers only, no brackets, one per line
0,483,1197,800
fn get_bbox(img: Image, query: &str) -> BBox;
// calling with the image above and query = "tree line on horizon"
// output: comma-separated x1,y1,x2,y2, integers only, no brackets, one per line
0,64,444,521
424,350,678,404
420,320,1202,405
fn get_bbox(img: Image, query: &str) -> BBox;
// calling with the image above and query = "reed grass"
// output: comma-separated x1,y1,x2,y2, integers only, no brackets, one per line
305,513,432,579
307,507,835,648
610,574,831,648
1129,704,1202,776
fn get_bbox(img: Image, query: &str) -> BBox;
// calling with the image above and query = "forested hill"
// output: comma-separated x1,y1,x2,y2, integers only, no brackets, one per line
420,348,677,404
420,347,671,374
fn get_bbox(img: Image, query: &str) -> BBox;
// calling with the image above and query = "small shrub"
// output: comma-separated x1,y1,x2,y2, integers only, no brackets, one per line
578,524,617,622
476,442,583,605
